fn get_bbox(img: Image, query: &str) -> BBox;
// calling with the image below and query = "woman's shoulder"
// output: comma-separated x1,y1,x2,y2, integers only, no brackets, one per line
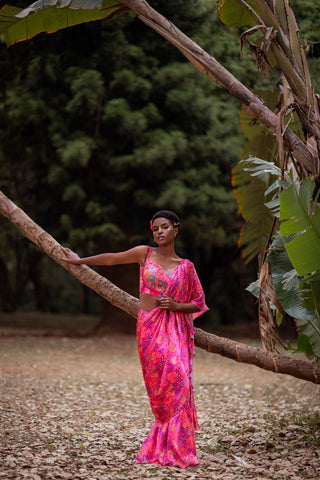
136,245,150,252
138,244,150,258
180,258,195,269
123,245,150,266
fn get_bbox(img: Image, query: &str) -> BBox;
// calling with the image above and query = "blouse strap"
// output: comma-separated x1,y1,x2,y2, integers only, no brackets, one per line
143,246,152,265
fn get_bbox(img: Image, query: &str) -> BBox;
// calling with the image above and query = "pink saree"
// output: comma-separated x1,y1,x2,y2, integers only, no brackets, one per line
136,247,208,468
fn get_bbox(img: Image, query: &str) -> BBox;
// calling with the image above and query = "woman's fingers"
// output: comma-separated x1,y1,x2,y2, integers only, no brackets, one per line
60,247,79,263
159,296,174,310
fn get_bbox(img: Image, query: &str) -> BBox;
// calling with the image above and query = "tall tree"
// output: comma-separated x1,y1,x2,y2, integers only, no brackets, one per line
0,0,254,327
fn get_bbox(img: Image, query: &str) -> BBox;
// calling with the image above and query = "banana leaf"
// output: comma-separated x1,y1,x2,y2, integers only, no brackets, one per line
240,111,277,162
288,333,314,356
267,234,320,359
279,178,320,276
0,0,126,46
217,0,256,26
300,278,320,317
232,157,278,263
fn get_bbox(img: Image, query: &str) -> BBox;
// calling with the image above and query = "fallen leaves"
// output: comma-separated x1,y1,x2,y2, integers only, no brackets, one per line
0,335,319,479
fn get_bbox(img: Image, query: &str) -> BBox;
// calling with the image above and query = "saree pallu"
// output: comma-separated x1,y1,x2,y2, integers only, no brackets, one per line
136,255,208,468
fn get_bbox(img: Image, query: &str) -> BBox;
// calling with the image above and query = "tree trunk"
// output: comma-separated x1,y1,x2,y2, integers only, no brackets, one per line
1,189,320,384
119,0,314,174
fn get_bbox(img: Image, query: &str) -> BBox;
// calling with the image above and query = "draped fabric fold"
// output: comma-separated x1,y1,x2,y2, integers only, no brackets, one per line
136,248,208,468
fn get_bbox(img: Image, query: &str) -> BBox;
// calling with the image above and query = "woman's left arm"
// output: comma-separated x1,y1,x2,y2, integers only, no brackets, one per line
158,296,200,314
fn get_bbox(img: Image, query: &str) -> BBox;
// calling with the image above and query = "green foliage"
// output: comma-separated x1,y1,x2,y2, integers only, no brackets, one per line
65,68,105,115
0,0,125,46
289,411,320,448
217,0,318,148
300,277,320,317
0,0,247,321
267,233,320,360
291,0,320,93
217,0,256,26
279,179,320,276
239,89,279,161
1,0,319,344
241,156,320,360
289,333,314,356
232,157,280,263
221,0,320,357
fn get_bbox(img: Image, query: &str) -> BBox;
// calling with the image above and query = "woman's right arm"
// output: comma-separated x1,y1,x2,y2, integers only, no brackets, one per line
61,245,148,266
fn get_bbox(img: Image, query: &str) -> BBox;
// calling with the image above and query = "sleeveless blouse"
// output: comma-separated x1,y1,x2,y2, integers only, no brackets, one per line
139,246,208,318
140,246,180,297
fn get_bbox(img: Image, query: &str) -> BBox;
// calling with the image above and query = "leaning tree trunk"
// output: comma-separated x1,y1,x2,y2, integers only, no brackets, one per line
119,0,315,175
1,189,320,384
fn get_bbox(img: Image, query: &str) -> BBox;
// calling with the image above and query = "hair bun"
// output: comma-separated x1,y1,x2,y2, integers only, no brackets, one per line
151,210,181,230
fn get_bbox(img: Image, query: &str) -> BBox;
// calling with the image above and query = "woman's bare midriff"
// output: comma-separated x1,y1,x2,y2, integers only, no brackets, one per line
139,292,160,312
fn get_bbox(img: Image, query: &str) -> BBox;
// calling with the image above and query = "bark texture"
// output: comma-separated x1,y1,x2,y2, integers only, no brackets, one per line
119,0,314,174
195,329,320,385
1,189,320,384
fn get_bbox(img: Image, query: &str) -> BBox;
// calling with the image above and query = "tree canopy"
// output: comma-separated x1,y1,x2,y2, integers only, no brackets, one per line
0,0,258,323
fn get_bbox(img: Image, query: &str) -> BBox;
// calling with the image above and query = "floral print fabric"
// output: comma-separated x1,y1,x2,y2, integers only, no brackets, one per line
136,248,208,468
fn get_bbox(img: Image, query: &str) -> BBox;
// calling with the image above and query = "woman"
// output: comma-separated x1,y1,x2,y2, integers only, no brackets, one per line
62,210,208,468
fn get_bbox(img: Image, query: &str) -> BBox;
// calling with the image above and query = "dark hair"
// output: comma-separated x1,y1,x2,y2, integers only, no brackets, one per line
151,210,181,229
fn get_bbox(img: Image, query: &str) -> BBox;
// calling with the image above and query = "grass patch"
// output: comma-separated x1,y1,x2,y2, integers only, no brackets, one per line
290,411,320,447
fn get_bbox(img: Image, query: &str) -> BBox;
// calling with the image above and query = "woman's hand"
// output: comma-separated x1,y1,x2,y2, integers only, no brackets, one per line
61,247,81,264
158,295,178,311
158,295,200,314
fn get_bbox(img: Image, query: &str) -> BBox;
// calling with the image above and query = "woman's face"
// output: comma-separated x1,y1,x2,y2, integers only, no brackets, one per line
152,217,177,246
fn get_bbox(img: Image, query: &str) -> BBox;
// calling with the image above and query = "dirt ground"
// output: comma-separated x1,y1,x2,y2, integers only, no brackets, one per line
0,333,320,480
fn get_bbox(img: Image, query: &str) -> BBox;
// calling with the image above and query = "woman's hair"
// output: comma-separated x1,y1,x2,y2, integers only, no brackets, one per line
151,210,181,230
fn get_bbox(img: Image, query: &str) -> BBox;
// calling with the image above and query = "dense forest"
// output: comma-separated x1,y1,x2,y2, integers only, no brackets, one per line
0,0,319,330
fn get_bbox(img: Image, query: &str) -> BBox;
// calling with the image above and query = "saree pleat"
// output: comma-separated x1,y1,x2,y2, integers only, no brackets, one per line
136,307,199,467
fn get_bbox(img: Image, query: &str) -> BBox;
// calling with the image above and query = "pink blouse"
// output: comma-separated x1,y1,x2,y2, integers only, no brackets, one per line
139,247,208,319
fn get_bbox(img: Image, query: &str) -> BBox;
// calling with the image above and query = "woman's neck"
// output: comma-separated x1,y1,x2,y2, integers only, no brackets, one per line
155,244,177,259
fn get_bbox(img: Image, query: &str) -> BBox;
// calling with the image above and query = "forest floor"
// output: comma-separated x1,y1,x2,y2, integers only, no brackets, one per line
0,322,320,480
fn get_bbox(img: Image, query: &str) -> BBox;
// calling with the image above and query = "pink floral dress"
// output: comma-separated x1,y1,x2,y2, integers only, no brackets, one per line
135,247,208,468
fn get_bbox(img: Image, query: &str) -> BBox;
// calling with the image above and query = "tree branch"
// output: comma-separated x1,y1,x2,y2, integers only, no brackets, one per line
194,328,320,384
119,0,314,173
1,189,320,384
